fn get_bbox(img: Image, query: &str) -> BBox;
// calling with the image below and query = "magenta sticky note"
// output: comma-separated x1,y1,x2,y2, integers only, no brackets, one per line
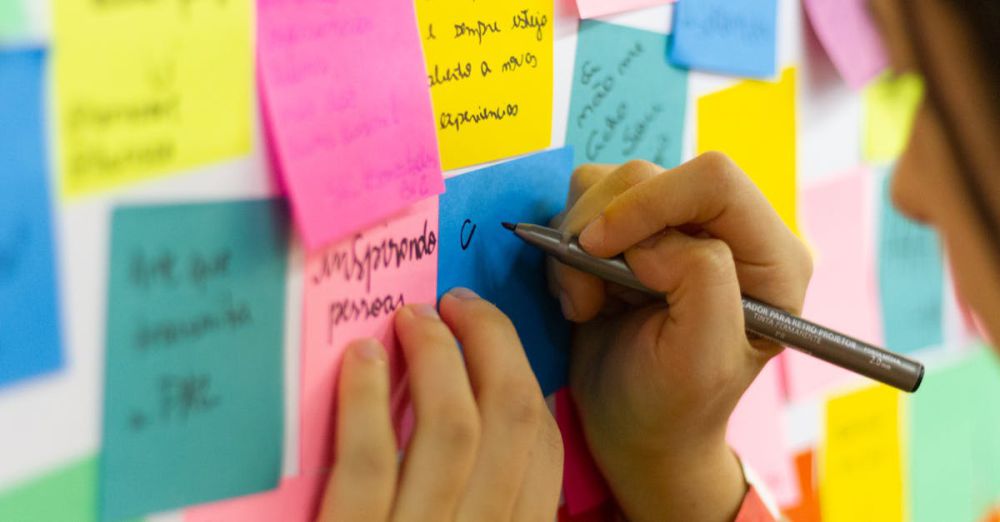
300,198,438,472
727,360,800,506
185,476,325,522
574,0,674,19
802,0,888,89
555,388,611,516
258,0,444,251
783,168,882,400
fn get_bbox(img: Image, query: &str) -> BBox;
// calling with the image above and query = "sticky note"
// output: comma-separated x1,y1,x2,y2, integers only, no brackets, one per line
438,148,573,395
300,198,438,472
728,360,799,506
186,475,325,522
877,172,944,353
415,0,553,169
101,200,289,520
782,450,821,520
783,168,881,400
575,0,672,19
697,68,797,232
566,21,687,168
909,348,1000,522
820,385,903,522
669,0,778,78
555,389,610,516
863,73,923,162
802,0,888,89
53,0,251,197
0,48,63,388
258,0,444,250
0,0,26,39
0,457,119,522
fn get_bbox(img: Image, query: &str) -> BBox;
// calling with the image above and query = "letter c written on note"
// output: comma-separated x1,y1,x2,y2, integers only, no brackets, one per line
460,218,476,250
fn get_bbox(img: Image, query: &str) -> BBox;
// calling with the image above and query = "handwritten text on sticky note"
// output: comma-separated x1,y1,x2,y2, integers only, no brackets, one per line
416,0,554,169
567,21,687,168
259,0,444,250
669,0,778,78
698,68,797,232
101,200,289,520
300,199,439,472
54,0,252,196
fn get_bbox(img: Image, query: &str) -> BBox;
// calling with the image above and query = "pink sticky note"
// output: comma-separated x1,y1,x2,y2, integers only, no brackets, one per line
728,360,800,506
300,198,438,472
258,0,444,251
575,0,673,19
185,475,325,522
802,0,888,89
782,168,882,400
555,389,611,516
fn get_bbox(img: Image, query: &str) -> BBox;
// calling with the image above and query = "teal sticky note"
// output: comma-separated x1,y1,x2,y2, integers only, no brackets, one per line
100,200,289,521
567,21,688,168
668,0,778,78
876,172,944,353
909,348,1000,522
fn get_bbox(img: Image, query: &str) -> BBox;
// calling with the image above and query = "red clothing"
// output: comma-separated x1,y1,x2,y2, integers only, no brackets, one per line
734,486,778,522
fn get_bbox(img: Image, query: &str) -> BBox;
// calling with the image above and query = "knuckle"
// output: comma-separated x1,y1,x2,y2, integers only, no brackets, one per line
615,159,659,188
697,152,740,193
429,400,481,452
570,165,605,194
338,440,394,483
495,385,543,431
686,240,735,275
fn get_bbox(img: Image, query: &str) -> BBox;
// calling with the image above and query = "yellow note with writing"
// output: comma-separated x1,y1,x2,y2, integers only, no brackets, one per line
820,385,904,522
863,72,923,163
54,0,252,197
415,0,553,170
697,68,796,233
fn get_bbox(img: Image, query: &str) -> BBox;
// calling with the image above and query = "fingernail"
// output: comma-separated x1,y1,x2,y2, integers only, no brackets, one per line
410,303,439,319
559,291,576,321
352,339,386,363
579,215,605,252
447,287,479,301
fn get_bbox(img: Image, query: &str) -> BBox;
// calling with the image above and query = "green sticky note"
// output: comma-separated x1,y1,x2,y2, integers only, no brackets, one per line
863,72,923,162
0,457,100,522
909,347,1000,522
0,0,26,39
101,200,289,521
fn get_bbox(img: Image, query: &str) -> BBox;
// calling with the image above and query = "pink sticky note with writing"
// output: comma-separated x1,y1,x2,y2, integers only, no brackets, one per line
258,0,444,250
574,0,674,19
782,168,882,400
300,198,438,472
802,0,888,89
185,475,325,522
728,359,800,506
555,388,611,516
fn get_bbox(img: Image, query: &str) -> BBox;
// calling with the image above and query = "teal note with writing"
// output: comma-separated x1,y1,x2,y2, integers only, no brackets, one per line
876,171,944,353
566,21,687,168
100,200,289,521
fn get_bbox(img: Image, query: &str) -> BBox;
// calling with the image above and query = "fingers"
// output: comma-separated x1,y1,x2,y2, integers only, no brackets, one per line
391,304,480,522
438,288,549,522
509,410,564,522
321,339,397,522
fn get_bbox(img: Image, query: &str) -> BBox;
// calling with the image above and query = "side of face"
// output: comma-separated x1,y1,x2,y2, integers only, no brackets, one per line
872,0,1000,344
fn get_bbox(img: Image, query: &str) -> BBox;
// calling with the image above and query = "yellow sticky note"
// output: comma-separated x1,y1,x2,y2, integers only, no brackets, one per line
415,1,553,170
697,68,796,232
54,0,252,196
820,385,904,522
863,72,923,162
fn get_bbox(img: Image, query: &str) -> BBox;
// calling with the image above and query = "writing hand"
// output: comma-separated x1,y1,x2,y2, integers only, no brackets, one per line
317,288,563,522
549,154,812,522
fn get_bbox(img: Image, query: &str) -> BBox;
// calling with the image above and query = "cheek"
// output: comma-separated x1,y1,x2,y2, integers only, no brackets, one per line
893,105,954,224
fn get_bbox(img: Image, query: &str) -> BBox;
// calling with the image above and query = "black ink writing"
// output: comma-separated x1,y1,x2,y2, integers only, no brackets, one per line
460,219,476,250
585,102,627,161
158,373,220,422
311,219,437,292
621,104,663,156
454,19,502,44
511,9,548,42
133,297,253,351
429,61,474,88
327,293,405,344
501,52,538,73
440,103,519,132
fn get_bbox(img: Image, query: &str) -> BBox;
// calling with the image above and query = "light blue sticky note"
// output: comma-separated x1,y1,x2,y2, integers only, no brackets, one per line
668,0,778,78
438,148,573,396
0,48,63,388
101,200,289,521
567,21,688,168
876,172,944,353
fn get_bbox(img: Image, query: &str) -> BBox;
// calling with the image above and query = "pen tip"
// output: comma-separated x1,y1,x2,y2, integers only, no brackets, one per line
501,222,517,231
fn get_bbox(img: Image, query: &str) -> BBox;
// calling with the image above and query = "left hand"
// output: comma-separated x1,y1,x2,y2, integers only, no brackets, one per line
316,288,564,522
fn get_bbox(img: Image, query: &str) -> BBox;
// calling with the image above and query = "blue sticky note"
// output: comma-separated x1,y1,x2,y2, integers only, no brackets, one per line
877,172,943,353
438,148,573,395
567,21,688,168
101,200,289,521
0,48,63,388
668,0,778,78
